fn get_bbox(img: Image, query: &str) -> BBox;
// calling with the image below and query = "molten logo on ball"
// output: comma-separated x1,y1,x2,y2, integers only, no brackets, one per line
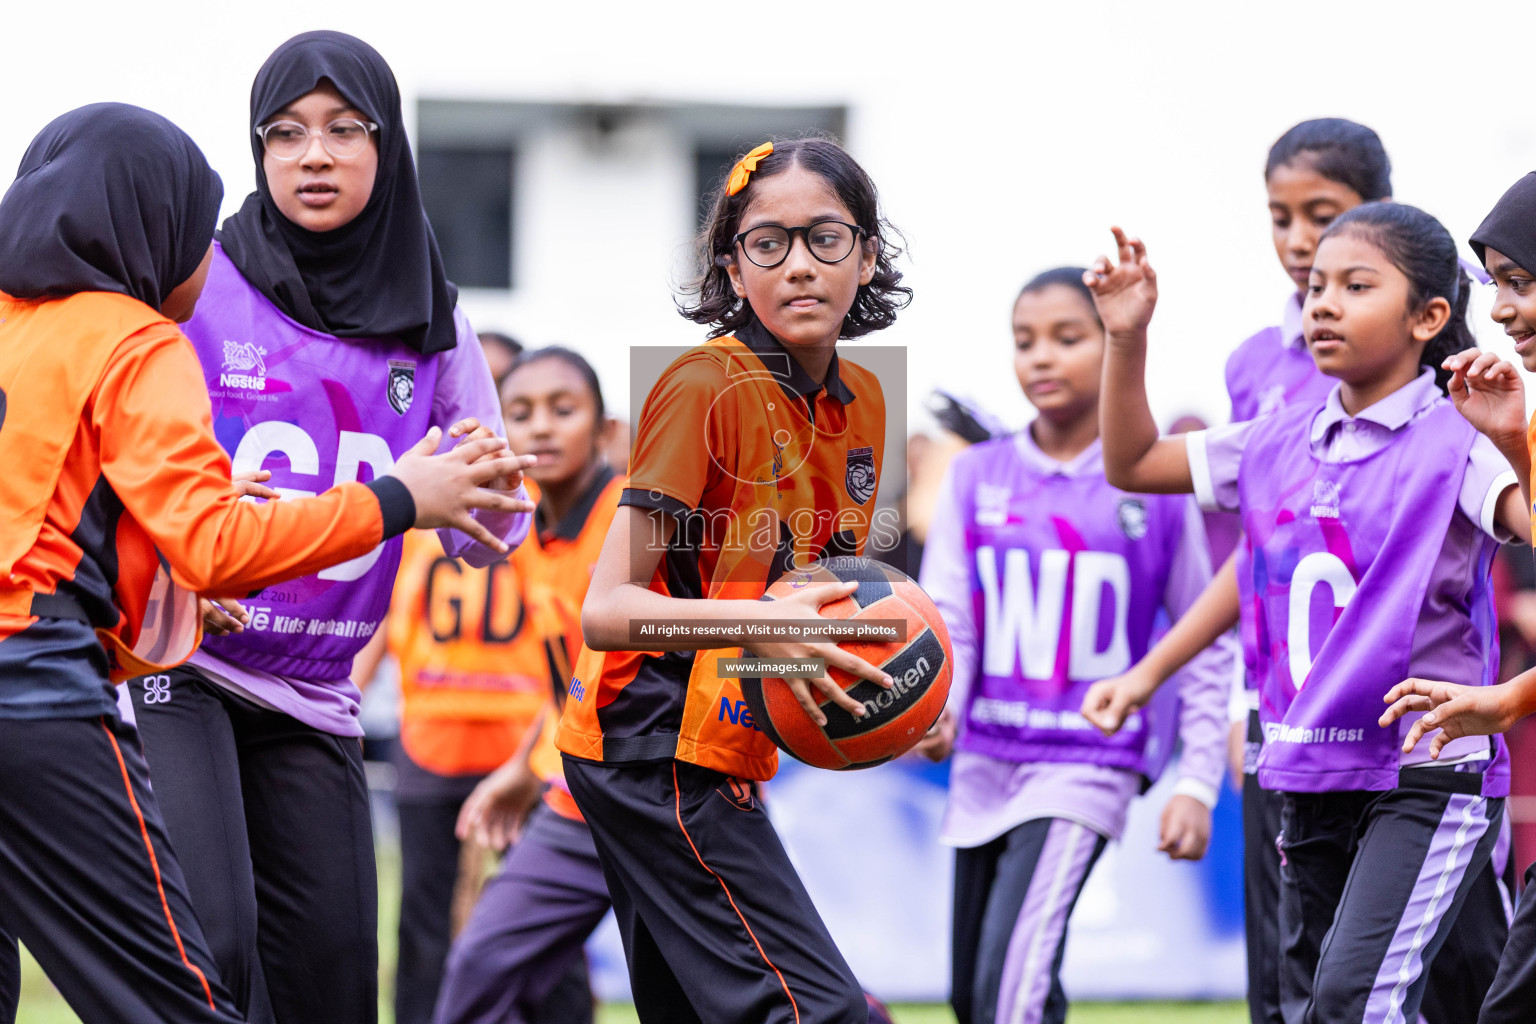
861,657,931,719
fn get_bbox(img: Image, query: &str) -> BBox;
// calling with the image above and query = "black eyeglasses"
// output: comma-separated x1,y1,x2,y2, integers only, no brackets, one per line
733,220,865,269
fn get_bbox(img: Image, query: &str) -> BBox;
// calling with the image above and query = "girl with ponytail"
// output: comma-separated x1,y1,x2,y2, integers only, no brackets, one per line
1081,203,1528,1024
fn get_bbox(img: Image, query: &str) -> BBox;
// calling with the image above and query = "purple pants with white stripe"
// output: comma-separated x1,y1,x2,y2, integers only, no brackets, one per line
951,818,1108,1024
1276,770,1503,1024
433,805,607,1024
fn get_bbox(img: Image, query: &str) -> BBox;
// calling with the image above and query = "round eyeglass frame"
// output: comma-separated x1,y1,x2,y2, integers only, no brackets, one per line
254,118,380,161
732,220,866,269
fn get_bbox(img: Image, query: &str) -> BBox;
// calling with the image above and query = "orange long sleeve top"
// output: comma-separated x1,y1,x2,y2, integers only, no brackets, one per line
0,291,410,716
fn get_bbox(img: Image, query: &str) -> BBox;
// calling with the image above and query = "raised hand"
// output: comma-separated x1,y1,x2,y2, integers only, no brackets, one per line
1443,348,1527,452
1084,227,1159,341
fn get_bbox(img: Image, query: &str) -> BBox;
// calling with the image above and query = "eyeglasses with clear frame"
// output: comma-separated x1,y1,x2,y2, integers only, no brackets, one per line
732,220,866,269
255,119,379,161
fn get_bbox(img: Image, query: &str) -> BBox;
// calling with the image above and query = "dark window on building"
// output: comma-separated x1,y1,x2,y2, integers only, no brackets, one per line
694,146,738,228
418,147,513,289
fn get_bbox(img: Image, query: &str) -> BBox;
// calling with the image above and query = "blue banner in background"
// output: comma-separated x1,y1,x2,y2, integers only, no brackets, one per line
587,755,1246,1003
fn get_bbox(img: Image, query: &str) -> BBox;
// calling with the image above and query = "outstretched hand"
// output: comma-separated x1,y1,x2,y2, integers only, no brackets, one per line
1084,227,1159,340
392,427,537,552
1380,677,1527,759
447,416,533,494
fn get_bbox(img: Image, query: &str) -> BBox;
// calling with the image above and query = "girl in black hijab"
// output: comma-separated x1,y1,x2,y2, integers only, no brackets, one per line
1381,173,1536,1024
219,30,459,355
0,101,525,1024
122,32,530,1024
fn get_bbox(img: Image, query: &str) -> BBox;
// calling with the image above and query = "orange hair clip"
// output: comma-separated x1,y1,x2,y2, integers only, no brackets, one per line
726,142,774,197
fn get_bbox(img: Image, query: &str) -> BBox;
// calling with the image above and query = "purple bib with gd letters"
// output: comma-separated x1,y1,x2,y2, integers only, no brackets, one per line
186,246,441,681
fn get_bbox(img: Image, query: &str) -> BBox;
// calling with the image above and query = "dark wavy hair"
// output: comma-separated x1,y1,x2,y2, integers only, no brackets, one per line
1018,266,1099,326
1266,118,1392,202
505,345,606,418
1319,202,1473,393
679,136,911,339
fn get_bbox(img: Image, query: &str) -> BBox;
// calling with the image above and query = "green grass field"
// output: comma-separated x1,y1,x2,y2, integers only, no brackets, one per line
11,846,1246,1023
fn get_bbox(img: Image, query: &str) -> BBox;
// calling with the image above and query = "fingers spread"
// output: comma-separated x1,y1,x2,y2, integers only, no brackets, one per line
808,580,860,609
1378,694,1433,727
785,679,827,726
452,512,509,553
828,647,892,688
810,673,865,717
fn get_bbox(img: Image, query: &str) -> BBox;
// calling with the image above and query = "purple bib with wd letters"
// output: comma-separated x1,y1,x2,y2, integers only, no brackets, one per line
951,438,1187,778
1238,398,1507,796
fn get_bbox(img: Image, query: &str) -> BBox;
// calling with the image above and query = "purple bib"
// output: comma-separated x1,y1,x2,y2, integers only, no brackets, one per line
1225,325,1335,422
1224,325,1337,687
951,438,1187,777
187,246,441,681
1238,397,1504,795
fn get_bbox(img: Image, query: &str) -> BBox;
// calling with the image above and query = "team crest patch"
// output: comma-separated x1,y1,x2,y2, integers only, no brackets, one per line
1117,497,1148,540
387,360,415,415
845,446,876,505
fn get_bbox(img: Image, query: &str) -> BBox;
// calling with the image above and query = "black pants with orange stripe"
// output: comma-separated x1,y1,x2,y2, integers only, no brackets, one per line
564,756,868,1024
0,714,243,1023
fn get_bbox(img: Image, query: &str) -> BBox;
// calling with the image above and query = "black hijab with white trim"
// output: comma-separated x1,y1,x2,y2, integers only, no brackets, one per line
219,31,458,355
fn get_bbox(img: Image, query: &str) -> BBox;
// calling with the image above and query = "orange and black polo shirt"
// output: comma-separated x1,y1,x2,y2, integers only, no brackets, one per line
519,466,624,819
556,322,886,781
388,523,547,779
0,291,396,718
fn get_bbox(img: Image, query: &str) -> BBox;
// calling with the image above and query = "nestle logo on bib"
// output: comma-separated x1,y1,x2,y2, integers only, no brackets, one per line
219,340,267,391
1310,479,1341,519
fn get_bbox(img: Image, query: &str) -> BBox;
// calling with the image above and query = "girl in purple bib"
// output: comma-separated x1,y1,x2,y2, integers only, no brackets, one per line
124,32,531,1024
1223,119,1389,1024
1095,122,1510,1024
918,267,1232,1024
1090,204,1528,1024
